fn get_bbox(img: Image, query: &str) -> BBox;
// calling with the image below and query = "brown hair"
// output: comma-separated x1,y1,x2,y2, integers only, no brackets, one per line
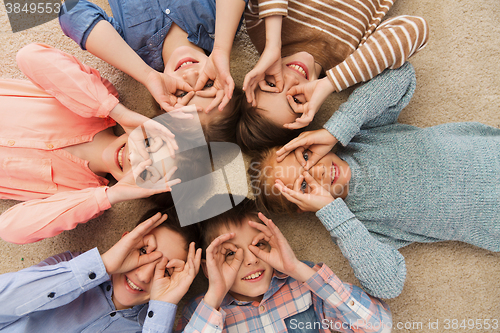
248,147,297,215
198,196,260,256
137,205,201,251
235,99,303,156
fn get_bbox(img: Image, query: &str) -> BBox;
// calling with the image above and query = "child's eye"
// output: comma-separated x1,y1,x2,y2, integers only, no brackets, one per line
225,250,235,258
176,91,188,98
164,268,171,277
204,80,214,89
266,80,276,88
139,247,147,255
256,241,268,249
300,180,308,193
303,151,309,161
293,96,302,104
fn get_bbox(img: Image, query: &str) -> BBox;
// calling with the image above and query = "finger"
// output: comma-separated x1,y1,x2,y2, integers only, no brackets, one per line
204,90,224,114
248,244,269,263
274,73,284,92
293,147,306,167
206,233,235,255
218,94,230,112
138,249,163,267
224,76,235,101
229,248,244,270
176,91,195,106
283,119,309,130
194,72,211,92
154,257,170,280
166,259,186,271
286,95,306,114
258,80,279,93
292,174,305,193
132,159,153,180
146,136,164,153
248,222,272,240
132,213,167,240
147,166,161,183
193,248,202,275
302,171,321,190
195,87,217,98
176,80,194,94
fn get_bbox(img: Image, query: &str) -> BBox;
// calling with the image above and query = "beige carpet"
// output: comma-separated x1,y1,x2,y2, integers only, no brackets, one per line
1,1,499,332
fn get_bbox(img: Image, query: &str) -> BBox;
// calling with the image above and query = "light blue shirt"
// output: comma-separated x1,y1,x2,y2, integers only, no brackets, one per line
0,248,176,332
59,0,247,72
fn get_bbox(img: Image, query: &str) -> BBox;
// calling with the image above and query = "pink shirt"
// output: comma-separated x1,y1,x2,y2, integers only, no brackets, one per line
0,43,120,243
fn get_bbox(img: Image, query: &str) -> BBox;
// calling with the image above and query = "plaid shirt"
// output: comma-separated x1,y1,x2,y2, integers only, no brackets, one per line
176,263,392,333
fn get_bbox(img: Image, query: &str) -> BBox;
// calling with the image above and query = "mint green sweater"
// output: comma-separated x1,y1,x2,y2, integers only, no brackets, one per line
317,62,500,299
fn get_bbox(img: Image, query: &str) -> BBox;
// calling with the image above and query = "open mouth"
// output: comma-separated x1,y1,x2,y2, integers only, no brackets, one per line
175,57,199,71
126,276,143,291
242,270,264,281
331,162,339,185
286,62,308,79
117,144,125,170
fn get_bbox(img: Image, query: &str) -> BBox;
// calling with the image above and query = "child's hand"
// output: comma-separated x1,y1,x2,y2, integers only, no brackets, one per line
145,70,194,112
101,213,166,275
194,49,234,113
248,213,316,283
274,172,335,212
284,77,335,129
203,233,243,309
276,129,338,170
150,242,202,305
106,159,180,205
243,45,283,106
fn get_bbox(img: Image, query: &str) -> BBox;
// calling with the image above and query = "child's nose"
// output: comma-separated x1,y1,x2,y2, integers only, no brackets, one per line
244,249,259,265
309,163,325,183
182,70,199,89
283,73,300,90
134,262,156,284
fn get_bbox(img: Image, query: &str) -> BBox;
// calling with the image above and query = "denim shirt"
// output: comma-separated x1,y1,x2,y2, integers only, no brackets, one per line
0,249,177,332
59,0,247,72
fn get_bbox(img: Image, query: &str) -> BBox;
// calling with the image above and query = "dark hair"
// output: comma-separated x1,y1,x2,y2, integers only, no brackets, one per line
235,99,303,156
137,206,201,251
248,146,297,215
198,196,260,256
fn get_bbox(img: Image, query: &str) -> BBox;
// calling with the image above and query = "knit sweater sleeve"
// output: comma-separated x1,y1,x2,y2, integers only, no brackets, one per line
327,15,429,92
316,199,407,299
323,61,416,146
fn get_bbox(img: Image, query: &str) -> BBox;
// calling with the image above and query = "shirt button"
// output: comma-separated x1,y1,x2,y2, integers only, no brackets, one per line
165,8,170,14
106,285,111,292
259,305,265,312
89,272,96,280
7,140,15,146
110,312,116,317
47,292,55,298
46,143,54,149
148,311,154,318
349,300,355,306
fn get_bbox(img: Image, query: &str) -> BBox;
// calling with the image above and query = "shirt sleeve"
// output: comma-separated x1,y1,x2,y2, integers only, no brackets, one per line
253,0,288,18
175,298,225,333
316,199,407,299
305,263,392,333
59,0,122,51
15,43,119,118
0,248,109,329
142,300,178,333
323,62,416,146
0,186,111,244
327,15,429,92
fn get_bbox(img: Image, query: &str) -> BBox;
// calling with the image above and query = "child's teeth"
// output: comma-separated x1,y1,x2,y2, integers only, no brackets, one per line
126,277,142,291
179,61,194,69
287,64,306,77
244,271,263,280
118,146,124,169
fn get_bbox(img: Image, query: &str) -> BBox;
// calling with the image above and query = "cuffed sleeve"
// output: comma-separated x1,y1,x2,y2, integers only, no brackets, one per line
142,300,177,333
0,186,111,244
177,299,225,333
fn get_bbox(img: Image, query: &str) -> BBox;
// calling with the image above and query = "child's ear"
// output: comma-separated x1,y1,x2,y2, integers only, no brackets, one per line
201,259,209,279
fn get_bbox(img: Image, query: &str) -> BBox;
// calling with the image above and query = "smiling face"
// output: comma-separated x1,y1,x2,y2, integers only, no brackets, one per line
253,52,321,126
218,219,274,303
111,226,188,310
163,46,233,125
271,149,351,199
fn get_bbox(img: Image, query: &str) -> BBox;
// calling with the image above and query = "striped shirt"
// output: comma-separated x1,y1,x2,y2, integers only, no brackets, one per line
176,263,392,333
245,0,429,92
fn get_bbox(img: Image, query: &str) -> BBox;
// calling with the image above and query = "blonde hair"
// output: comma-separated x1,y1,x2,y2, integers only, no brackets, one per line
248,147,297,215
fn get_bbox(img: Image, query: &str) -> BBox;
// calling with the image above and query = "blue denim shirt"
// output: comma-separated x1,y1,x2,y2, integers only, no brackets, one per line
0,248,177,332
59,0,246,72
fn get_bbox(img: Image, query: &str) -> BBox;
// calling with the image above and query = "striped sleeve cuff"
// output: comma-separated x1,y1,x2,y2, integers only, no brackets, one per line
187,299,225,333
257,0,288,18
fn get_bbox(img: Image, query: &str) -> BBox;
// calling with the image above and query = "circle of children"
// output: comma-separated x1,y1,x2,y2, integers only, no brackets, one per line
0,0,498,332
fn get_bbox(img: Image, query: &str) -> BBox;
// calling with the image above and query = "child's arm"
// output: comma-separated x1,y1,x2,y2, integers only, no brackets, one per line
275,180,407,299
243,15,284,105
285,16,428,129
194,0,247,113
0,248,108,328
248,214,392,331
